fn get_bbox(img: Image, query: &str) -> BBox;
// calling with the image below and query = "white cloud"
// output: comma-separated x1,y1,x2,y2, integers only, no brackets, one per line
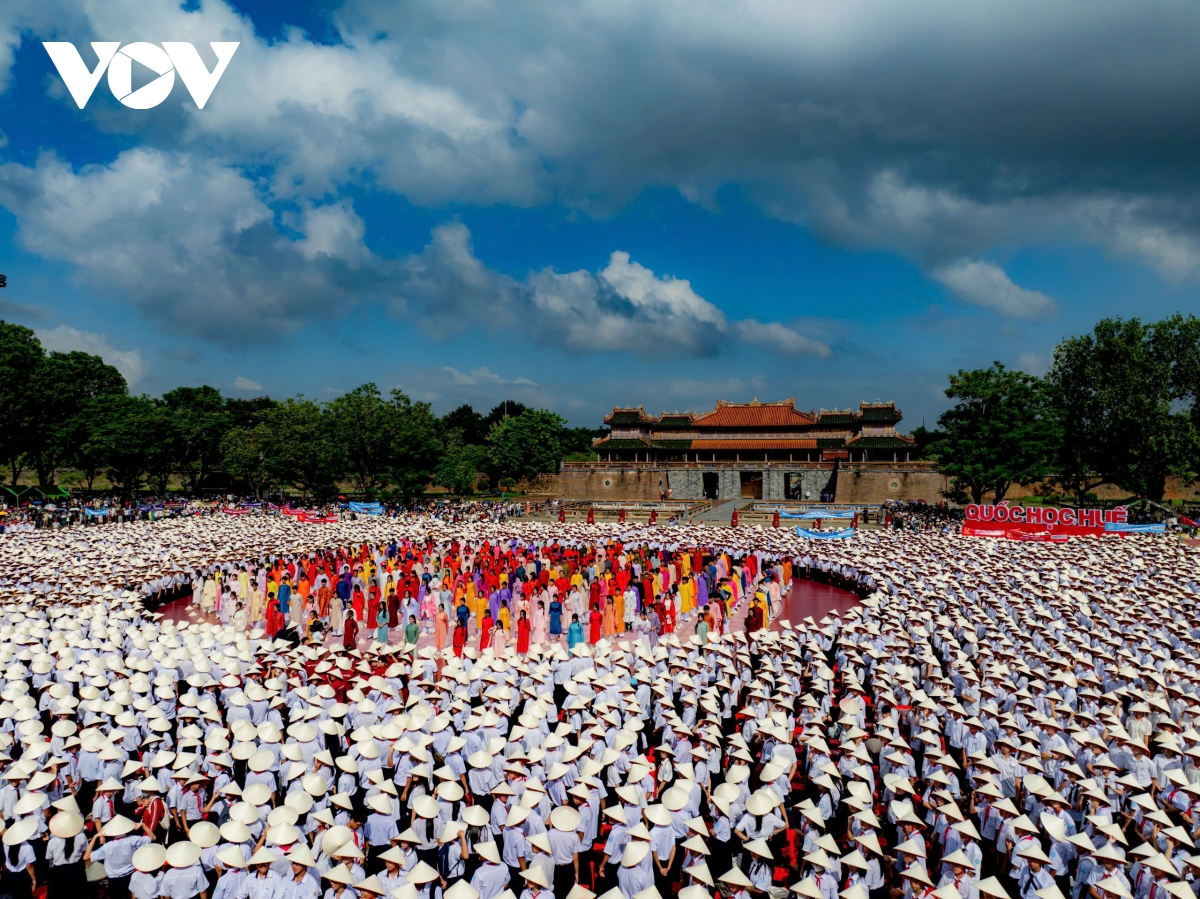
233,376,263,391
0,0,1197,302
734,320,831,358
36,324,147,386
932,259,1056,319
441,366,536,387
1015,352,1049,376
526,251,727,356
0,149,396,340
399,223,830,359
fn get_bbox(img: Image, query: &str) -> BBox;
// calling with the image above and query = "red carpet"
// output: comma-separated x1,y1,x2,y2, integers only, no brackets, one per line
775,576,860,627
150,573,860,648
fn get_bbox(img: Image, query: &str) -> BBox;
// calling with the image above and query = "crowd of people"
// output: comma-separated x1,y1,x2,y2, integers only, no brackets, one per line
0,497,537,534
0,512,1193,899
883,502,964,534
183,529,784,657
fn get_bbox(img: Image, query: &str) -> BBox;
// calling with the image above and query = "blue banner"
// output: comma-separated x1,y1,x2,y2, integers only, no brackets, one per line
1105,522,1166,533
349,501,384,515
779,509,856,519
83,507,113,517
794,526,856,539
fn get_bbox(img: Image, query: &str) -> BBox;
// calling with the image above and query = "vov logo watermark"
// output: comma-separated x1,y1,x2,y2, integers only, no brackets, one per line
43,41,239,109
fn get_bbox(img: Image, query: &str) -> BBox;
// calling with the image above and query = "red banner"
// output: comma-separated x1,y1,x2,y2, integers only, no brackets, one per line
962,502,1128,538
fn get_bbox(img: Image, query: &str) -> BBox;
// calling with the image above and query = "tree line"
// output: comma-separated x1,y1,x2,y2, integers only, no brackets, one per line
0,321,602,499
927,315,1200,503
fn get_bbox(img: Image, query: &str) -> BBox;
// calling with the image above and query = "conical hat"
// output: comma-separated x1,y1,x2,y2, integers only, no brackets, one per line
189,821,219,849
49,811,84,839
445,882,481,899
166,841,201,868
248,848,281,866
102,815,138,837
323,865,356,886
216,847,247,869
354,876,387,895
132,843,167,873
407,862,440,885
718,867,752,887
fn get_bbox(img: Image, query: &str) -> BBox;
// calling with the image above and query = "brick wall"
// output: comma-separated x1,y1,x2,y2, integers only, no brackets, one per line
557,469,664,500
834,469,950,504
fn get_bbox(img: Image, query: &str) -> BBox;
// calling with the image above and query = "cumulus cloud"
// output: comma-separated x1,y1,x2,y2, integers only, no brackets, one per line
734,320,831,358
1016,352,1049,376
9,0,1200,273
36,324,147,386
0,298,48,322
525,251,727,356
0,149,397,340
0,0,1198,353
233,376,262,391
399,223,830,358
0,146,824,357
932,259,1055,319
442,367,536,387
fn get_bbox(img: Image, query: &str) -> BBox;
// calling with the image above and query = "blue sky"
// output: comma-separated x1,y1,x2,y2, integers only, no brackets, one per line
2,0,1200,428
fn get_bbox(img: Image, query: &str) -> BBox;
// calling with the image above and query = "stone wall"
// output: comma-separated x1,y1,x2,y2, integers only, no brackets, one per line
557,469,663,500
559,465,940,503
791,469,837,501
557,464,1200,505
667,470,703,500
833,468,950,504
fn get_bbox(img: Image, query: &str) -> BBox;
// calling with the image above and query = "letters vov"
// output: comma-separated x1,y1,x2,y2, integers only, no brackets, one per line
43,41,239,109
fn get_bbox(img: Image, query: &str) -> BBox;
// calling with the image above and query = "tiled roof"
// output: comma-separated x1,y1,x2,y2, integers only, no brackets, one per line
816,411,855,425
593,437,652,449
656,414,694,429
815,438,848,448
859,403,902,422
691,439,817,450
604,407,652,426
846,435,916,447
692,399,815,428
652,440,694,450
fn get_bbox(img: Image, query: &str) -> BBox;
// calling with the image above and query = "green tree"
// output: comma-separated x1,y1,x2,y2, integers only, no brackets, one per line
220,423,275,499
488,409,566,484
483,400,527,432
908,425,947,461
263,399,341,500
0,321,43,486
225,396,277,430
325,384,442,498
26,351,126,486
162,386,233,493
385,390,442,499
325,384,395,494
435,436,489,495
58,403,107,491
930,362,1060,504
81,394,169,494
1046,317,1197,501
442,404,487,446
559,425,606,458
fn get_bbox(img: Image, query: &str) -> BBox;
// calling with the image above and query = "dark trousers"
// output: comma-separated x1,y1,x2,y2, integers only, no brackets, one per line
107,872,133,899
554,864,575,899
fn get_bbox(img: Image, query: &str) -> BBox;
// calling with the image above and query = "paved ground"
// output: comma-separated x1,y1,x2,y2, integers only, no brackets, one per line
157,573,858,655
690,500,740,526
